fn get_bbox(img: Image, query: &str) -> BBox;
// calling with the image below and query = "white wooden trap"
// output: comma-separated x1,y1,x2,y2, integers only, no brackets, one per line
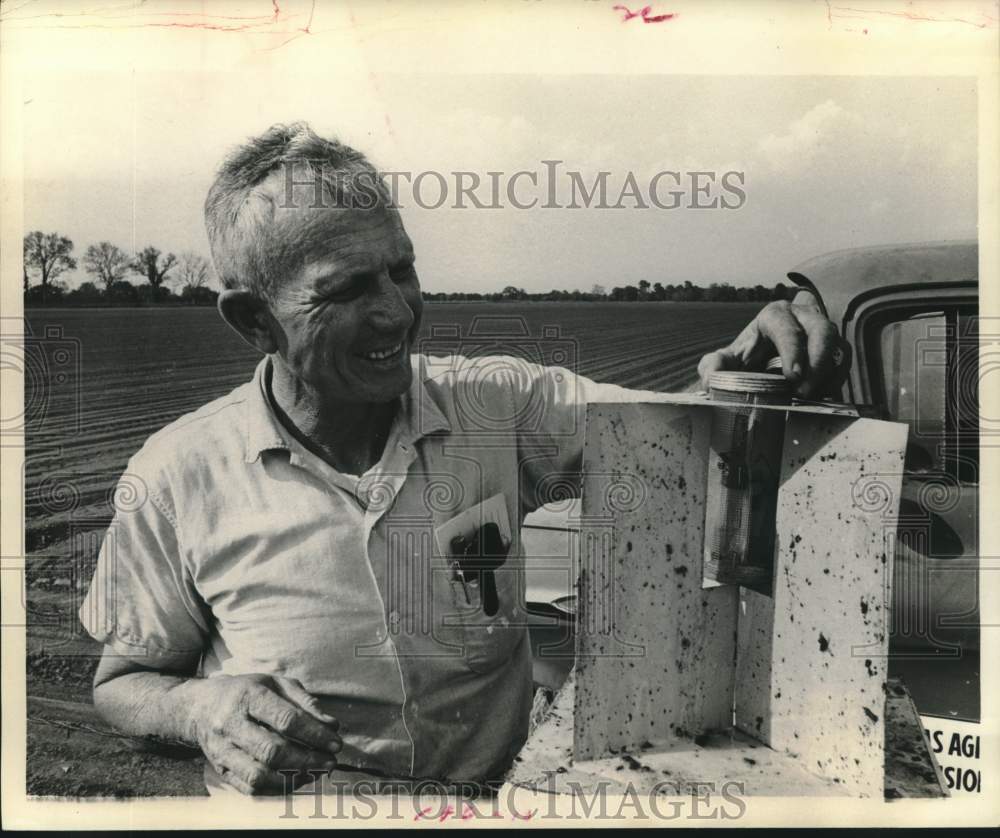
508,398,915,798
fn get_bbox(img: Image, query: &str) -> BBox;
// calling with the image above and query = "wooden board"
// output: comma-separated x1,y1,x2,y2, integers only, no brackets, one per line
575,403,738,761
734,412,908,797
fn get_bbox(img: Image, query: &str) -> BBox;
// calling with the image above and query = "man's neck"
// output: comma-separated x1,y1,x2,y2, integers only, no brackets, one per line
266,359,399,477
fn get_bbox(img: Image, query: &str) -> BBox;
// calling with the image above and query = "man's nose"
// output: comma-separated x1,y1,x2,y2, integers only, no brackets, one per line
368,271,414,333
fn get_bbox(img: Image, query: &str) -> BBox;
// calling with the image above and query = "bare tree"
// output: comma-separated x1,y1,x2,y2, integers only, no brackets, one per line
175,252,212,293
83,242,131,291
23,231,77,300
132,246,177,293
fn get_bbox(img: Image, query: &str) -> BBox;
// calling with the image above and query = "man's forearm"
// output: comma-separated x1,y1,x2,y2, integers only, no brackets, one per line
94,662,204,746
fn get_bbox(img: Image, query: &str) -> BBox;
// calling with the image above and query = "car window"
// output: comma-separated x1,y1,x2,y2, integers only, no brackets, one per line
879,311,947,433
872,305,978,482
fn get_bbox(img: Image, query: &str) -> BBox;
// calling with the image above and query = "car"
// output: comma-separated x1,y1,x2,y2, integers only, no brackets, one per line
523,239,980,721
791,240,980,720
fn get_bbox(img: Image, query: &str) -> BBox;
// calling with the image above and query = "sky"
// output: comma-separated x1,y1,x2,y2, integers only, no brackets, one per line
22,72,978,293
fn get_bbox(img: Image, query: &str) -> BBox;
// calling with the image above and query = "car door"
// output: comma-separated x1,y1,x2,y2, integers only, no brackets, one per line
845,291,979,721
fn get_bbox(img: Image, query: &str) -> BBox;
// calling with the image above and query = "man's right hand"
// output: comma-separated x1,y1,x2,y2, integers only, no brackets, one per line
181,673,343,795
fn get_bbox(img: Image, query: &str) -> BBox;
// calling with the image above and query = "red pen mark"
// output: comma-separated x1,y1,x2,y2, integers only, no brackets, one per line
301,0,314,35
264,0,317,50
824,1,996,30
613,5,676,24
3,4,276,27
413,803,479,822
1,0,321,48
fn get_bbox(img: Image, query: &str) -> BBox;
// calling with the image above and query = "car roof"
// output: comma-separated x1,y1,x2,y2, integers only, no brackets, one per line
787,240,978,327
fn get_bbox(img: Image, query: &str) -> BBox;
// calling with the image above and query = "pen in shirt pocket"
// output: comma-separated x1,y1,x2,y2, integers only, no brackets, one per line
449,556,471,604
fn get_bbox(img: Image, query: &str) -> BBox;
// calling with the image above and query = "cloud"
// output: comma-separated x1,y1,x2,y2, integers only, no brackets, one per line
757,99,853,169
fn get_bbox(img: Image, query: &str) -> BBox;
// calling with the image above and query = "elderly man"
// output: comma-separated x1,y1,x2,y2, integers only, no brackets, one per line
81,122,844,795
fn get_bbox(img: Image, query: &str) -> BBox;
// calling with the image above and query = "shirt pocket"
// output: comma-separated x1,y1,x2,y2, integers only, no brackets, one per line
435,494,526,674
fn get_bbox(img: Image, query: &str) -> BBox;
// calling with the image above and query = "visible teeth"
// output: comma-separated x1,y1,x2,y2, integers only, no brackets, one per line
363,344,402,361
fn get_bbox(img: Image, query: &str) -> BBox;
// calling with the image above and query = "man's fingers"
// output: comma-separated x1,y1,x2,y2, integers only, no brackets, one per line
215,743,325,795
756,301,809,389
697,350,733,391
272,676,340,727
804,330,852,399
246,685,342,756
796,309,841,398
232,716,338,773
696,290,847,398
787,288,851,398
697,316,779,391
212,744,276,795
790,287,824,314
214,760,255,795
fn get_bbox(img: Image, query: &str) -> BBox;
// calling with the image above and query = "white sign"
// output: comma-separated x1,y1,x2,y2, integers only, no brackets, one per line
922,717,985,796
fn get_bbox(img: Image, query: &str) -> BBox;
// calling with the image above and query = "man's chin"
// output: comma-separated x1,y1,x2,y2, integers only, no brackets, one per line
359,364,413,403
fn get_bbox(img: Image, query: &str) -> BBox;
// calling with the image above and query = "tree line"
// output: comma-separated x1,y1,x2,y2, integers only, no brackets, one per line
23,230,792,308
423,281,792,303
22,231,217,307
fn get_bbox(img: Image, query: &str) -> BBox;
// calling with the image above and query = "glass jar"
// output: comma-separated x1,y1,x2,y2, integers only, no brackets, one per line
704,370,790,591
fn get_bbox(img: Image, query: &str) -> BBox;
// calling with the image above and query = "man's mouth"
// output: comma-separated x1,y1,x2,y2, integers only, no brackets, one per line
357,343,405,363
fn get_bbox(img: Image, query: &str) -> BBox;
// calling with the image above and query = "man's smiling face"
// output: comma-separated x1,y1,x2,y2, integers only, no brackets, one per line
266,203,423,405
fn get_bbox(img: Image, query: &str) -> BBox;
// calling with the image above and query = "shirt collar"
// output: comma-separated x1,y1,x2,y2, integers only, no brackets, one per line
244,357,290,463
399,352,452,445
243,354,451,465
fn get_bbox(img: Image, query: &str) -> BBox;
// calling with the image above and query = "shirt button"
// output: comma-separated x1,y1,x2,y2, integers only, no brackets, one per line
388,610,400,628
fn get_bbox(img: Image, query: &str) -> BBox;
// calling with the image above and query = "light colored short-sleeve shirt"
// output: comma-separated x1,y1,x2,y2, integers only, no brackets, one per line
80,352,677,785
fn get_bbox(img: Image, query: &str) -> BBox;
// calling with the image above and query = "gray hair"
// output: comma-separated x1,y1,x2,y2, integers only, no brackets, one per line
204,121,390,300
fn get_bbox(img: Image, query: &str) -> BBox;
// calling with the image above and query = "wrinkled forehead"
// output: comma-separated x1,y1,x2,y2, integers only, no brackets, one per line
259,173,412,286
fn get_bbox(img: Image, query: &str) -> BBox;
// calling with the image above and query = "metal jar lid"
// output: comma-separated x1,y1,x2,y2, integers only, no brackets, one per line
708,371,790,394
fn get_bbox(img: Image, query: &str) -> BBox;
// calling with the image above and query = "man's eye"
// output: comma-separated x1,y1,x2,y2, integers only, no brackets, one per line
314,285,363,306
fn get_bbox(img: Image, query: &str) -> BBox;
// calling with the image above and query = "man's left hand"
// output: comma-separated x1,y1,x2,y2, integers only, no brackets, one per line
697,289,851,399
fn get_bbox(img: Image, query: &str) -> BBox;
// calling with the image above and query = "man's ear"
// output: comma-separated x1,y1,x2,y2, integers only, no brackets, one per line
217,289,279,354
